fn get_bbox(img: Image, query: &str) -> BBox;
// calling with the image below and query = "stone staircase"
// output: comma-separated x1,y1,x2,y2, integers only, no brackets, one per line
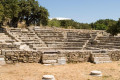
86,36,120,50
42,51,66,65
6,28,47,50
90,51,112,64
0,32,19,50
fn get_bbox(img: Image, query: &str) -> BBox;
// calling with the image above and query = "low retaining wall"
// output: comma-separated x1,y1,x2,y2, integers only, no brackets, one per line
1,50,92,64
2,50,41,64
108,50,120,61
1,50,120,64
65,50,120,63
65,51,91,63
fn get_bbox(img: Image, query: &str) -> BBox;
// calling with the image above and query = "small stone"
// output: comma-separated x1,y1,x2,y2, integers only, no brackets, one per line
19,44,31,51
0,57,6,66
90,70,102,76
42,75,55,80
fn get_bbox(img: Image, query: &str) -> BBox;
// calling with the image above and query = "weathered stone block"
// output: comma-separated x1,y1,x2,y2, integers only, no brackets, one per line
90,71,102,76
42,75,55,80
0,55,6,66
57,57,66,65
42,60,57,64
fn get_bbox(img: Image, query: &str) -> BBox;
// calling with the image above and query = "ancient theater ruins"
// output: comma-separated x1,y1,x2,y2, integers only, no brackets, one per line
0,26,120,65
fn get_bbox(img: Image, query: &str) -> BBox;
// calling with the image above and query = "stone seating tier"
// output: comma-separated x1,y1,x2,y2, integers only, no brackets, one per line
0,43,20,50
87,45,120,49
37,32,63,35
34,47,83,50
2,27,120,64
97,37,120,41
6,27,120,51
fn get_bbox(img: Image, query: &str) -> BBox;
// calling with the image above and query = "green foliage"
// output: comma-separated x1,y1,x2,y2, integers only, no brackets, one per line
77,23,91,29
38,6,49,26
3,0,20,18
91,19,120,36
60,20,74,28
48,19,60,27
107,19,120,36
95,24,107,30
0,3,4,22
0,0,49,27
91,19,117,30
48,19,91,29
1,0,120,35
106,25,118,36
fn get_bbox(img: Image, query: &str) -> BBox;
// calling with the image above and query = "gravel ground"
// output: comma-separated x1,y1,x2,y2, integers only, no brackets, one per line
0,62,120,80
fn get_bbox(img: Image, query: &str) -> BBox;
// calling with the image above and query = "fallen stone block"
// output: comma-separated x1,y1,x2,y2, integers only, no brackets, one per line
42,60,57,64
57,57,66,65
0,55,6,65
19,44,31,51
90,70,102,76
42,75,55,80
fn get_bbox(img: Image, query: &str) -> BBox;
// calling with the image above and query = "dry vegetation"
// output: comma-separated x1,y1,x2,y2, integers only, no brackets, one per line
0,62,120,80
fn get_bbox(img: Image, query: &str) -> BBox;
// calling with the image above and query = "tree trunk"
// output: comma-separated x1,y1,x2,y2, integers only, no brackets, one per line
10,17,19,28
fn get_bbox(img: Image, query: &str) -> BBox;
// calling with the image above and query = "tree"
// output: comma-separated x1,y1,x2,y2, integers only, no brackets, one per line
0,0,49,27
92,19,117,30
107,19,120,36
60,20,74,28
18,1,49,26
48,19,60,27
107,24,119,36
18,0,33,26
2,0,20,27
37,6,49,26
95,24,107,30
0,2,4,27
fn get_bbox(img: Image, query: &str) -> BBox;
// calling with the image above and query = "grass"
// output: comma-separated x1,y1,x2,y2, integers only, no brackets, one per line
0,62,120,80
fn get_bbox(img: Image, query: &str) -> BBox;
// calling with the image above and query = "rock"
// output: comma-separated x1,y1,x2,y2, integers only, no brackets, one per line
0,55,6,66
42,60,57,64
43,64,52,66
57,57,66,65
90,70,102,76
42,75,55,80
13,42,22,45
19,44,31,51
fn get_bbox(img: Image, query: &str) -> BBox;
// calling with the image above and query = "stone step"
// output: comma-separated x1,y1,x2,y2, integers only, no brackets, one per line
94,61,112,64
34,47,83,50
42,75,55,80
42,60,57,64
91,53,112,64
47,45,83,48
42,51,66,65
93,57,111,61
46,42,84,44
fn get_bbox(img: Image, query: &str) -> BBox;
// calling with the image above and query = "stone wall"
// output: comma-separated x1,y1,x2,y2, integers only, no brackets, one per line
65,50,120,63
2,50,41,64
108,50,120,61
1,50,120,64
65,51,91,63
1,50,92,64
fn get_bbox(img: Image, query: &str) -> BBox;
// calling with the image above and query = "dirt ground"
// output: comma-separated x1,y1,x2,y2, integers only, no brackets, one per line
0,62,120,80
